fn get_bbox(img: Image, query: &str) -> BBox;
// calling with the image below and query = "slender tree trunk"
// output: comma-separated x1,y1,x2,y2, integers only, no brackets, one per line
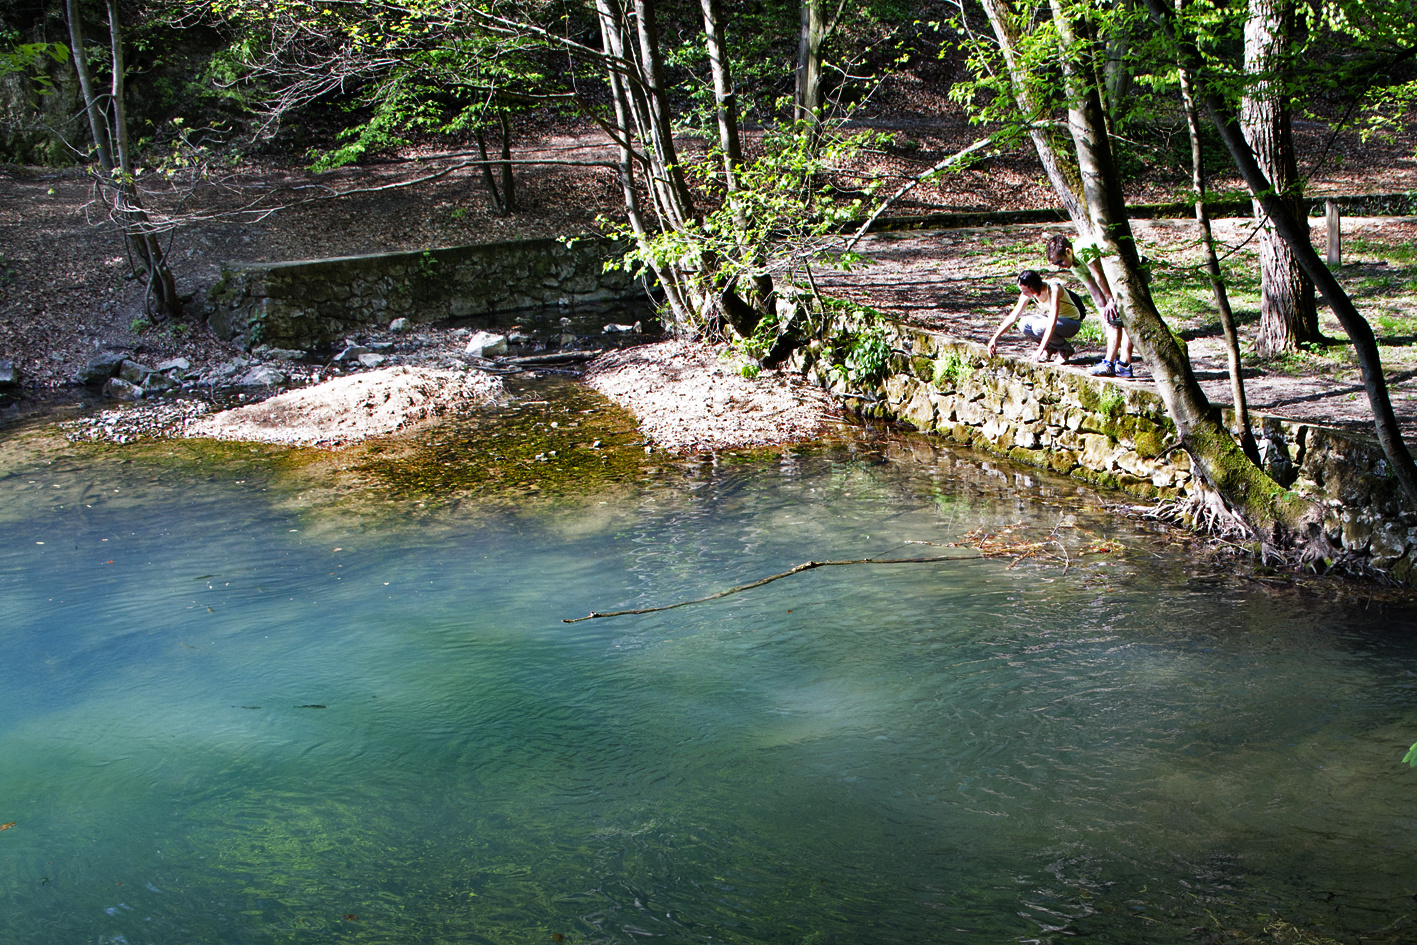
474,128,505,214
701,0,774,322
64,0,113,169
594,0,694,332
1241,0,1319,356
1176,14,1257,463
795,0,826,134
978,0,1088,228
630,0,695,228
65,0,182,319
1102,0,1132,128
498,112,515,212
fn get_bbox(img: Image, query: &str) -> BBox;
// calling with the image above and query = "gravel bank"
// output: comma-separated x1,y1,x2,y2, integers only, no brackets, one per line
584,340,841,452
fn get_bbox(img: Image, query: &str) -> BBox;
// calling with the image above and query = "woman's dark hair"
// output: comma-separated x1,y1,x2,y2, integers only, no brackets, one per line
1017,270,1045,292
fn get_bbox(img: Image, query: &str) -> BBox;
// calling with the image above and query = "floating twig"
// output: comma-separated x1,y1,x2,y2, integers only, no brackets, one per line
563,554,990,622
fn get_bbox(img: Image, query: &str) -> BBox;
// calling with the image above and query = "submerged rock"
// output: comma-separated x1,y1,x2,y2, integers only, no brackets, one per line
464,331,508,358
103,377,144,401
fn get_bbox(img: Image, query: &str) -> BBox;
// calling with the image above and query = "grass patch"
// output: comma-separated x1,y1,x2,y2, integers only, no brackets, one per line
1075,320,1106,346
1346,236,1417,265
1375,313,1417,337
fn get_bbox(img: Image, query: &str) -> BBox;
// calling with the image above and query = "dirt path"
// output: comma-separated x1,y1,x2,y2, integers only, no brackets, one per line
815,216,1417,436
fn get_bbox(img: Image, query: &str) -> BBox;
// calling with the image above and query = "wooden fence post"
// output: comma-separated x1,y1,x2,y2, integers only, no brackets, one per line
1326,199,1341,267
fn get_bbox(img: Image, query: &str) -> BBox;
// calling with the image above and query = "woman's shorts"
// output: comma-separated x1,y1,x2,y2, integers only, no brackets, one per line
1020,315,1081,349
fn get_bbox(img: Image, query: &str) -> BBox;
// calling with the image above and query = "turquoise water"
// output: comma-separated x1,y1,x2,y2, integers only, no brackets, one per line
2,430,1416,944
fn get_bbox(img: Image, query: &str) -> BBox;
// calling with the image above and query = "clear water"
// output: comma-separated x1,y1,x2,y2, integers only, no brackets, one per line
3,423,1417,945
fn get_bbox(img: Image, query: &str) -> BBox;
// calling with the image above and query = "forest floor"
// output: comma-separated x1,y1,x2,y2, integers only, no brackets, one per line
5,105,1417,440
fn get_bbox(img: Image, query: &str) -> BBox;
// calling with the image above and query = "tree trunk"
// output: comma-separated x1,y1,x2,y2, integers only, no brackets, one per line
594,0,695,332
1176,7,1258,463
1141,0,1417,511
977,0,1088,228
66,0,182,320
701,0,774,327
1102,0,1132,128
64,0,113,169
105,0,180,319
1241,0,1319,356
795,0,826,134
498,112,515,212
1044,0,1326,548
474,128,505,214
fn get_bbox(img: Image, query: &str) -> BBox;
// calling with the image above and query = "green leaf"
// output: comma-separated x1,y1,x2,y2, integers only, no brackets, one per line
1404,742,1417,767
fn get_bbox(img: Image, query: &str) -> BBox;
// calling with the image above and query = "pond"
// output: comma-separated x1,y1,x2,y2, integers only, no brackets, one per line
2,386,1416,945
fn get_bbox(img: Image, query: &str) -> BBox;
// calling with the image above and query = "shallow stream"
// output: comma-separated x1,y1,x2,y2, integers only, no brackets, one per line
2,383,1416,944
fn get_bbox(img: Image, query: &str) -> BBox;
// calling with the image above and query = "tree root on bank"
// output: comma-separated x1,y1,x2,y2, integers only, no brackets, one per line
565,526,1123,623
1135,490,1389,582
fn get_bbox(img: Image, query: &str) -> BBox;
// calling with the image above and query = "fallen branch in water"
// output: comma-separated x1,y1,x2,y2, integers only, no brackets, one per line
563,554,989,622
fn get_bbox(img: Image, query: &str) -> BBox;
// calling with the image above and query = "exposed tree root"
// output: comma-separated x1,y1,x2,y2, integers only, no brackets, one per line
1137,487,1384,581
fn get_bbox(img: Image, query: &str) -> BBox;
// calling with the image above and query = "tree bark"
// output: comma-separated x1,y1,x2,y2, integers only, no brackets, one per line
64,0,113,170
701,0,774,324
1241,0,1319,356
498,111,515,212
795,0,826,133
593,0,695,332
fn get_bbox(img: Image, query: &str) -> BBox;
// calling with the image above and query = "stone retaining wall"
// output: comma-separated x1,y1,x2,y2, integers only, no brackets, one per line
792,316,1417,581
205,237,645,351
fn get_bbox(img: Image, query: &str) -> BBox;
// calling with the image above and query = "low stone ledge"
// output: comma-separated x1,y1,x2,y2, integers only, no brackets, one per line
205,236,648,352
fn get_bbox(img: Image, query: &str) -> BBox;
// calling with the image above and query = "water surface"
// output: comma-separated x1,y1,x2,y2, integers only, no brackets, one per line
2,413,1415,944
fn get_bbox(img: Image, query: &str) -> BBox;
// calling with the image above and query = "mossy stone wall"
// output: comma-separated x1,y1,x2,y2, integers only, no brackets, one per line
205,237,643,351
793,318,1417,581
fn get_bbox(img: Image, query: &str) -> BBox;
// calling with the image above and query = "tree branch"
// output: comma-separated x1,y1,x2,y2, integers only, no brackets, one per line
563,554,990,622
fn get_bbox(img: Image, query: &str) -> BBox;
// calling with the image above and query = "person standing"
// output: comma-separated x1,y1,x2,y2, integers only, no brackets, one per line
1045,233,1133,378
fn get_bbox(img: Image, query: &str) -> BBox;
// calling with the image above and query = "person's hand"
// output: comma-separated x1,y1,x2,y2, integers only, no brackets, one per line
1102,298,1118,321
987,339,998,358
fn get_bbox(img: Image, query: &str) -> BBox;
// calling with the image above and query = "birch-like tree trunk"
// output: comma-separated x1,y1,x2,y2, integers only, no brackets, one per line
1241,0,1319,356
701,0,774,324
977,0,1088,227
66,0,181,319
594,0,697,332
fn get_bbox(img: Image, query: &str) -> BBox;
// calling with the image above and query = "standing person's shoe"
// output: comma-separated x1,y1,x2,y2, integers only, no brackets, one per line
1114,361,1133,378
1089,359,1115,376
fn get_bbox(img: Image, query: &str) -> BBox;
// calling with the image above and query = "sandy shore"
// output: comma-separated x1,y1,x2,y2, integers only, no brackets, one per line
583,340,841,451
184,366,506,447
56,341,840,452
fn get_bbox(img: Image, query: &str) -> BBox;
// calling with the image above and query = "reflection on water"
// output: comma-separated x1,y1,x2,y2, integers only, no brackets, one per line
2,411,1416,944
